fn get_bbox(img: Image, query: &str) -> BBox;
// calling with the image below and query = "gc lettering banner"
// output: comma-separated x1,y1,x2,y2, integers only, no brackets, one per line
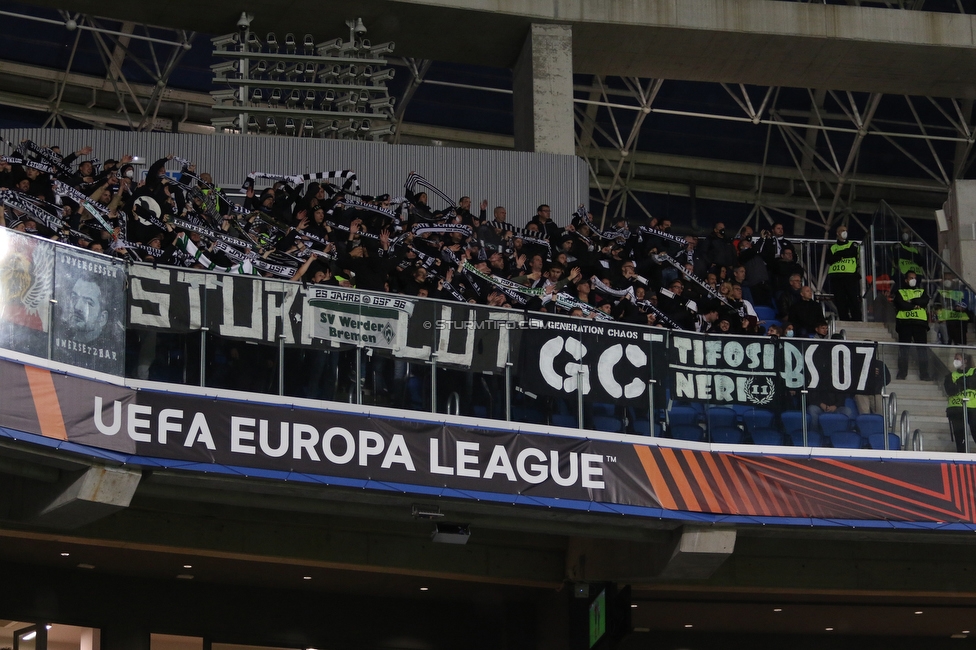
669,332,778,405
518,314,665,405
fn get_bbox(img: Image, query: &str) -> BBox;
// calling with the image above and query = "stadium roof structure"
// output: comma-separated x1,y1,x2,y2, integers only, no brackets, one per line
2,0,976,234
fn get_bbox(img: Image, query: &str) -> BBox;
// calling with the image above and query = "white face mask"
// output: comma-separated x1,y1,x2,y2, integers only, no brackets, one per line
125,169,134,179
902,233,911,243
908,278,917,288
785,329,794,337
839,231,848,241
954,359,964,370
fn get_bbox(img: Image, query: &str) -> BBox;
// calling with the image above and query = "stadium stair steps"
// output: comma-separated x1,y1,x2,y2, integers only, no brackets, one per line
836,320,954,452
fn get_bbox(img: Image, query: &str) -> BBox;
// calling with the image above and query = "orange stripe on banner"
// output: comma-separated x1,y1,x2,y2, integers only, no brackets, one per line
24,366,67,441
632,445,678,510
700,452,740,514
680,449,722,513
660,448,701,511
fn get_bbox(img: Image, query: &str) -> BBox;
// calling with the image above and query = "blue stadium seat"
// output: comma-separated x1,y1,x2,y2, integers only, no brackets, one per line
671,425,705,442
706,406,737,429
551,413,578,428
593,415,623,433
742,409,775,432
668,405,701,426
856,414,886,437
633,420,662,437
750,428,785,446
867,432,901,450
787,429,824,447
710,426,745,444
829,430,864,449
592,402,616,417
781,411,813,434
512,405,546,424
819,413,853,438
754,306,778,322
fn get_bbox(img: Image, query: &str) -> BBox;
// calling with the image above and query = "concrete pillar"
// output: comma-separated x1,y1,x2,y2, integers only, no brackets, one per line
513,23,575,156
941,181,976,287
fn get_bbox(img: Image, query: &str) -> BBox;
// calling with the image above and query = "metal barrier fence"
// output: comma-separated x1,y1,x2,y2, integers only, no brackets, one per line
0,229,969,455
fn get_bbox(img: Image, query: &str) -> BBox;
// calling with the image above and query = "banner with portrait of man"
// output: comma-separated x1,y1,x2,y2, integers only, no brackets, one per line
0,230,53,359
50,247,126,375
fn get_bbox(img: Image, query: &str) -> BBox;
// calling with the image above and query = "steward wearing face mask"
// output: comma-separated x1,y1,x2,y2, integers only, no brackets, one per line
826,225,861,321
945,354,976,453
893,271,930,381
892,230,924,282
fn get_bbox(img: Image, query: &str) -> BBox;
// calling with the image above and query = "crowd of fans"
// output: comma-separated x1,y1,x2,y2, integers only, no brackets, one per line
0,140,834,337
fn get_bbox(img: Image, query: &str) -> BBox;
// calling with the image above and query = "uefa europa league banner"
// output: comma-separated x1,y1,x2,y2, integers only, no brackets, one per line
0,355,972,527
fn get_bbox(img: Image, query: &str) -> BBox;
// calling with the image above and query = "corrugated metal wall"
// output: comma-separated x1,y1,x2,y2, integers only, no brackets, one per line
0,130,588,227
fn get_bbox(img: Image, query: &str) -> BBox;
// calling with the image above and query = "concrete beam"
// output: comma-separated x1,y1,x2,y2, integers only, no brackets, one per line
657,526,737,580
513,23,575,156
18,0,976,97
33,465,142,529
566,527,736,582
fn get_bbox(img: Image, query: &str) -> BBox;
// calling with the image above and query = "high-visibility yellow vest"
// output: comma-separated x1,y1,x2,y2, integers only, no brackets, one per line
948,369,976,408
894,244,924,275
829,241,858,274
938,308,970,322
896,288,927,321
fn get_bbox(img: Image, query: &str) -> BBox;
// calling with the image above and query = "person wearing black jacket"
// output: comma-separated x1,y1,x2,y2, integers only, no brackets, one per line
893,271,930,380
701,222,737,275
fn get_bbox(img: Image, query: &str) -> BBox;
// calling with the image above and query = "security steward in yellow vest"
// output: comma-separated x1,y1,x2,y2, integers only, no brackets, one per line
945,354,976,453
892,230,925,283
893,271,930,381
936,287,973,346
826,225,861,321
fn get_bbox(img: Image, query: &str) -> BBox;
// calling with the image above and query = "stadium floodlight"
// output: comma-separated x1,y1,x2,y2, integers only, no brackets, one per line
270,88,282,106
211,32,239,49
210,89,239,103
210,60,239,76
284,33,296,53
368,124,396,138
265,117,277,131
251,60,268,76
303,63,317,79
367,41,395,56
270,61,286,79
357,90,369,103
336,92,357,111
304,90,316,108
303,34,315,53
211,116,239,129
246,115,259,130
285,117,296,132
303,119,314,135
367,68,395,83
245,32,261,52
368,96,395,114
323,89,336,103
359,119,371,131
285,62,304,78
315,37,342,56
251,88,263,103
266,33,278,52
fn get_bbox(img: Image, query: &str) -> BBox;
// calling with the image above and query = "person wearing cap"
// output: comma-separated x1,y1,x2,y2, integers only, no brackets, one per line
893,270,931,381
826,224,862,321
